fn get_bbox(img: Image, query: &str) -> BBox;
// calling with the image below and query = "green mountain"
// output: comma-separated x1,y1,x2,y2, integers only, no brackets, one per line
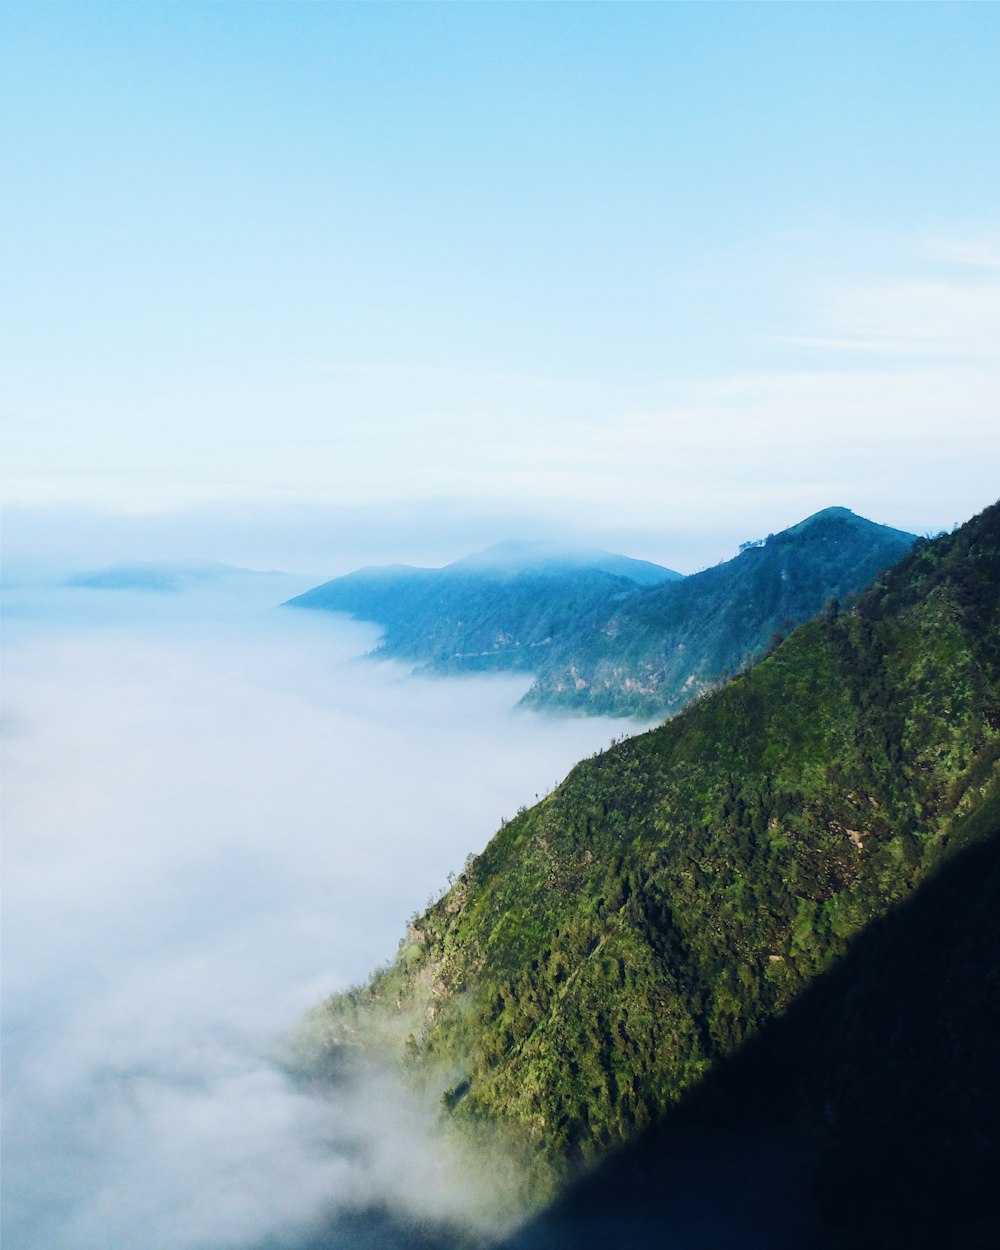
521,506,917,717
284,542,681,675
308,501,999,1230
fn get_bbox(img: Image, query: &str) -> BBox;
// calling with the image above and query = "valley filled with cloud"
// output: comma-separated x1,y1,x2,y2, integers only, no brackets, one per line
2,576,639,1249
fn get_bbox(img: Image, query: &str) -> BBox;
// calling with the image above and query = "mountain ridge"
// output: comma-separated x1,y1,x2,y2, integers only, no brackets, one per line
65,559,289,592
285,543,675,677
287,508,916,716
306,500,999,1232
442,540,682,586
521,505,917,716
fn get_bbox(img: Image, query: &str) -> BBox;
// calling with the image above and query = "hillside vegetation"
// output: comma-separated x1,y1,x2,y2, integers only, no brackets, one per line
309,501,999,1213
507,808,1000,1250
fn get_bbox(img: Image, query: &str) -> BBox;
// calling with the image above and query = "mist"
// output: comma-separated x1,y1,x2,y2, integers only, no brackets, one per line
1,571,644,1250
0,496,786,584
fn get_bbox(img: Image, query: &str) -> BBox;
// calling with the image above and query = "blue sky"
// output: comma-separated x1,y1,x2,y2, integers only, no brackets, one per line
2,1,999,564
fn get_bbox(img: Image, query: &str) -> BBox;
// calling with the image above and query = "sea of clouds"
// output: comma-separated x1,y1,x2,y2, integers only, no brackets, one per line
2,571,641,1250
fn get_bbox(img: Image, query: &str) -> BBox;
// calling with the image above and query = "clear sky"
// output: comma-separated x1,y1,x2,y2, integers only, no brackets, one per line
2,1,999,564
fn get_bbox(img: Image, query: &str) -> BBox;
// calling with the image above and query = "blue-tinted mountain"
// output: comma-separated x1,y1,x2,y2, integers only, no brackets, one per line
285,543,681,674
65,559,286,593
443,540,680,586
288,510,915,717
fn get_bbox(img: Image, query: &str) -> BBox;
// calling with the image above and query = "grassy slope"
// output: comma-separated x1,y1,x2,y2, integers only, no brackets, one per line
311,501,998,1205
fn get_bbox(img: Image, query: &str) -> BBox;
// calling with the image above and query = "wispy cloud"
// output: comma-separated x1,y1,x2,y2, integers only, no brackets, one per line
818,278,1000,360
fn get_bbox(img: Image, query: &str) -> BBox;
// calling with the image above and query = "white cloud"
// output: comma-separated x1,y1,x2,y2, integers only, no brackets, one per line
2,580,641,1250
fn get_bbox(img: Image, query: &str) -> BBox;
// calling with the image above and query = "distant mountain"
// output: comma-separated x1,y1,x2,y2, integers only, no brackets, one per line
287,511,915,717
65,560,287,593
285,543,681,675
444,540,681,587
307,501,1000,1243
522,507,917,717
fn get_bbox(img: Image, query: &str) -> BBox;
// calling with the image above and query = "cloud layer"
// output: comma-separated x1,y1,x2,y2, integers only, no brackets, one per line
2,581,639,1249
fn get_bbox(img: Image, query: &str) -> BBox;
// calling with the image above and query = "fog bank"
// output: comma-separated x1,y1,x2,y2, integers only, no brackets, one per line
2,577,642,1249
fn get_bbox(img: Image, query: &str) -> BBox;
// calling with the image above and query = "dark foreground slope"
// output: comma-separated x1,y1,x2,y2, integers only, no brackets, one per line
311,500,999,1216
279,804,999,1250
522,506,916,717
507,803,1000,1250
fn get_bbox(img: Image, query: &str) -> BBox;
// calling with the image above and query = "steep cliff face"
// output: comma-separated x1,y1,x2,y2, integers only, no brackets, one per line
310,502,999,1206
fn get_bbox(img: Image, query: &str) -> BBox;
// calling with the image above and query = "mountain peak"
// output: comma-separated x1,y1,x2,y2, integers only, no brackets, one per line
444,540,681,585
796,505,858,524
782,506,913,542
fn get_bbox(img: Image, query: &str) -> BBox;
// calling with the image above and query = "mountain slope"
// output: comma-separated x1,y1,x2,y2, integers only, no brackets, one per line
285,543,680,674
310,501,999,1198
507,804,1000,1250
522,506,916,716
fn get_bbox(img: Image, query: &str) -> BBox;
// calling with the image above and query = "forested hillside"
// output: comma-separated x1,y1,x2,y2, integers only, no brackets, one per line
507,808,999,1250
521,506,916,716
310,500,999,1222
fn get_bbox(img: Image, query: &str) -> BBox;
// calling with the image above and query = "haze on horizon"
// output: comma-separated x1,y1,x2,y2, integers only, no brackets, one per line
3,578,651,1249
2,1,998,566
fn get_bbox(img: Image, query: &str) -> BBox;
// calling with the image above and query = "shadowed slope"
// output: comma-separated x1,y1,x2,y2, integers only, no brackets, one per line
507,793,1000,1250
280,793,999,1250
